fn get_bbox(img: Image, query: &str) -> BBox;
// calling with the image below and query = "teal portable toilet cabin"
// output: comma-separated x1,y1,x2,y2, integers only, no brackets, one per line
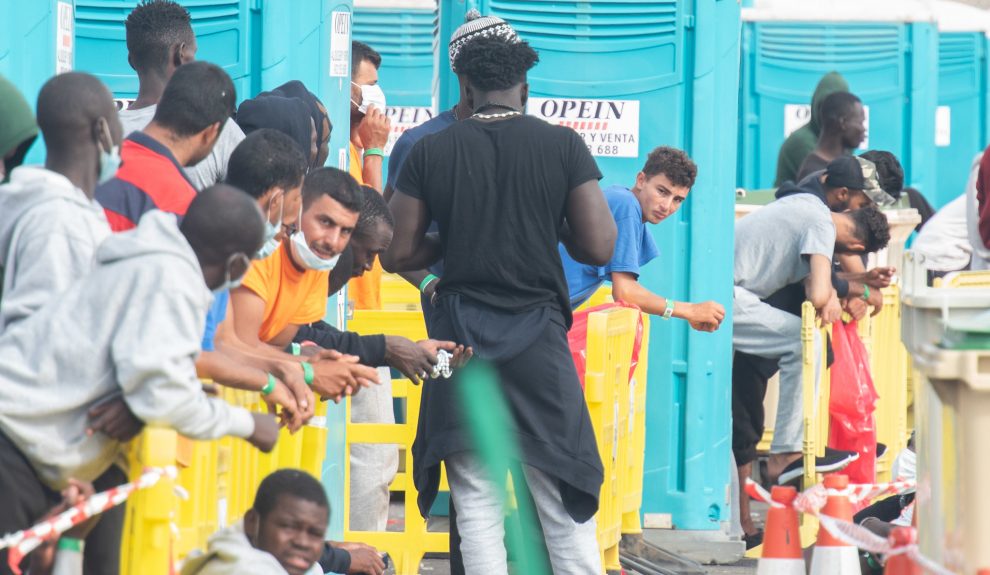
738,0,938,198
74,0,254,104
933,0,990,208
353,0,437,181
439,0,742,537
0,0,77,164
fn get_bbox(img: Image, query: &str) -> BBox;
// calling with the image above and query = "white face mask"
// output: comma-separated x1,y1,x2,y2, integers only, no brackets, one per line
255,191,284,260
351,82,387,115
97,119,121,185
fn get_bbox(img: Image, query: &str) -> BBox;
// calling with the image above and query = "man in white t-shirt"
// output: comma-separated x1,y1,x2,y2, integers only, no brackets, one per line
913,193,972,275
120,0,243,190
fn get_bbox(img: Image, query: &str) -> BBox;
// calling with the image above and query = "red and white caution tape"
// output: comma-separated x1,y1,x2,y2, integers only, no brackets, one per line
0,466,178,573
815,513,955,575
744,478,954,574
744,478,915,514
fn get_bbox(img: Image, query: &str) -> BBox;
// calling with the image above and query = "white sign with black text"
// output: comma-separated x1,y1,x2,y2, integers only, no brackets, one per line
384,106,435,156
56,1,74,74
527,97,640,158
329,11,351,78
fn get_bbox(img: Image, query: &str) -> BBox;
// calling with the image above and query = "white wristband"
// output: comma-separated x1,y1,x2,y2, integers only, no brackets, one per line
662,300,675,320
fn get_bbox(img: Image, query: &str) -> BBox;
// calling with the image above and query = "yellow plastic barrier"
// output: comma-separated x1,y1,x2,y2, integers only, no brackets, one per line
119,427,178,575
381,273,424,311
120,385,329,573
621,315,650,535
345,310,448,575
584,306,640,570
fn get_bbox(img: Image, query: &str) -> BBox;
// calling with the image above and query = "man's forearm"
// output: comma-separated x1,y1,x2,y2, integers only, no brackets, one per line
195,350,269,392
399,269,432,291
382,234,442,272
362,155,383,192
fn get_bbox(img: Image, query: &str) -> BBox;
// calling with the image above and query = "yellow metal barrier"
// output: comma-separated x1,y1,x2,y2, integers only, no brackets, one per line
798,301,830,546
749,302,829,558
868,285,910,482
345,310,448,575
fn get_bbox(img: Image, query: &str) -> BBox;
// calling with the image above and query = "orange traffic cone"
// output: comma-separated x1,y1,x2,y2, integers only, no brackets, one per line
810,475,860,574
883,527,920,575
757,486,805,575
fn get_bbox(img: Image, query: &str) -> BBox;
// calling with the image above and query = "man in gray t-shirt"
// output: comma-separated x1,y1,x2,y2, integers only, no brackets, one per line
733,194,890,483
118,1,244,191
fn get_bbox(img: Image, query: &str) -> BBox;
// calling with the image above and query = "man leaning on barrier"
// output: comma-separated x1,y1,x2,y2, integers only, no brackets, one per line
0,186,280,575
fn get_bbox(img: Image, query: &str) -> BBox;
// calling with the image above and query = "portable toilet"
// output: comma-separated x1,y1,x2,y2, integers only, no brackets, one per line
738,0,938,199
74,0,255,105
353,0,437,181
0,0,77,164
933,0,990,209
439,0,743,553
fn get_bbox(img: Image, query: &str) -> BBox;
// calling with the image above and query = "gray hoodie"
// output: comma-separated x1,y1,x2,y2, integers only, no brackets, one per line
0,210,255,489
0,166,111,331
180,521,323,575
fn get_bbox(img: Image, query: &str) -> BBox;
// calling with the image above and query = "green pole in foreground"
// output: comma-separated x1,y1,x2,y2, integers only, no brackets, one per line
455,362,552,575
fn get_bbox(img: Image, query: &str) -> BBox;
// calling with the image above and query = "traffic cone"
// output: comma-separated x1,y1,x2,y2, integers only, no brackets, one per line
810,475,860,574
757,486,805,575
883,527,920,575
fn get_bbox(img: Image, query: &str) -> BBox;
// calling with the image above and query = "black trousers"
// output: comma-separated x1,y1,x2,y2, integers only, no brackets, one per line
0,429,61,575
0,429,126,575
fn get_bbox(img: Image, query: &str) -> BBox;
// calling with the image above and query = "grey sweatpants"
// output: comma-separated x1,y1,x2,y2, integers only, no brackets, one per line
348,367,399,532
732,286,821,454
445,451,602,575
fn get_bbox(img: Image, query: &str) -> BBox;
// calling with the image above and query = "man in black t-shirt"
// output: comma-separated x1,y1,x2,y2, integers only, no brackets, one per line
383,37,617,574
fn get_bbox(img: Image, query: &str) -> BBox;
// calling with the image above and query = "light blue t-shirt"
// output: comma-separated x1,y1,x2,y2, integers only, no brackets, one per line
201,289,229,351
559,185,660,307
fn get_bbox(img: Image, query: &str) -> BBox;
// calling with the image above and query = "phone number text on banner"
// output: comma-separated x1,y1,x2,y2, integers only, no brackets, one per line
527,97,640,158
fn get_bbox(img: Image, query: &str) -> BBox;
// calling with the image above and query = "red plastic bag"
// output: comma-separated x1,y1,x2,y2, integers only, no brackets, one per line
828,320,879,484
568,302,644,390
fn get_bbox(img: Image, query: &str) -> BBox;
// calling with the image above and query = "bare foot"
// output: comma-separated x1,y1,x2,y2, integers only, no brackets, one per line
737,462,760,536
767,452,802,485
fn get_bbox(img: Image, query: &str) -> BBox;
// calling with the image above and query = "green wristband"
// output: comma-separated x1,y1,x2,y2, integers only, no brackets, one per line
57,537,83,552
364,147,385,158
302,362,315,386
261,373,277,396
419,274,439,293
290,342,302,356
861,284,871,301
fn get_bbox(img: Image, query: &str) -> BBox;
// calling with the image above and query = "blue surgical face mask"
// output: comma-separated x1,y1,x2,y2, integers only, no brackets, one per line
254,191,284,260
291,228,340,271
213,253,251,295
97,119,121,185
